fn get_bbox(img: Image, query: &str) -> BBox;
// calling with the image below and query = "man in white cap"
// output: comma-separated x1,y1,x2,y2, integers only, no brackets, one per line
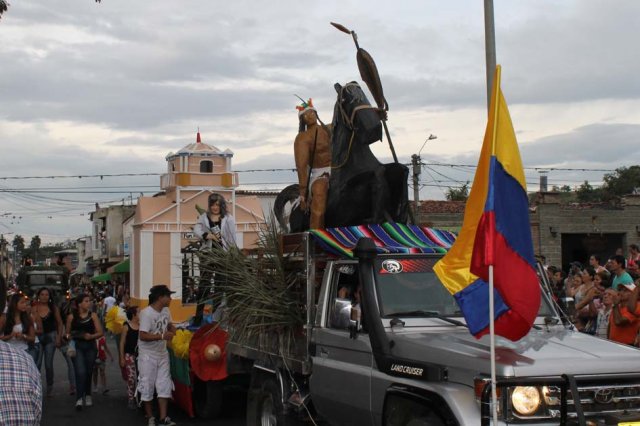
294,98,332,229
138,284,177,426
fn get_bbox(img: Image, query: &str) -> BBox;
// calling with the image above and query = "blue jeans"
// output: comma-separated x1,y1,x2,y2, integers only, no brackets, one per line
36,331,57,388
27,342,40,365
61,345,76,389
72,339,97,399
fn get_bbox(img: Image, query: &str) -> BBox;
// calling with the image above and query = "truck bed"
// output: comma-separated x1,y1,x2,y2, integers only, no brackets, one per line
226,232,324,375
227,337,311,375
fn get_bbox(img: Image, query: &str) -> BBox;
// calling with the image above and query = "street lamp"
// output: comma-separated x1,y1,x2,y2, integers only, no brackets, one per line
418,134,438,157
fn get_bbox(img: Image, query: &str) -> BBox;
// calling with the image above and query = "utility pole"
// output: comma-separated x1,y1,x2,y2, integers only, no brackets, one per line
411,154,421,224
13,243,17,284
412,134,438,225
484,0,497,113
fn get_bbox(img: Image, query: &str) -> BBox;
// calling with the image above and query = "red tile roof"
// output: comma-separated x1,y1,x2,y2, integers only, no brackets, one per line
414,200,466,214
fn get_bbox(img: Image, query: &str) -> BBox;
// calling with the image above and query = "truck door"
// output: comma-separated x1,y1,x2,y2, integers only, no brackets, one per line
310,263,374,426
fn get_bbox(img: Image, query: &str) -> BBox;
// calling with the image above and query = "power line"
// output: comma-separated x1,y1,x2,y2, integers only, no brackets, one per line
420,162,615,172
0,190,159,194
236,168,297,173
0,173,163,180
0,185,159,190
423,166,467,185
0,163,618,181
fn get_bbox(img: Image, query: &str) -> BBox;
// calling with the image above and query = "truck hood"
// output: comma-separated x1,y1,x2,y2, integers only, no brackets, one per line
389,326,640,377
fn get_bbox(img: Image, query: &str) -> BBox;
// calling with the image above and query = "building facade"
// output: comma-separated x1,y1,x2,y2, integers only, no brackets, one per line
89,204,136,274
0,236,13,284
531,193,640,270
417,194,640,271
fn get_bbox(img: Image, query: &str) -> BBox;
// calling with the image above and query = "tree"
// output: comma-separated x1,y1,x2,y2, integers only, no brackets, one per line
0,1,100,20
12,234,25,252
601,165,640,201
575,180,603,203
446,182,470,201
29,235,42,263
38,242,76,263
0,1,7,20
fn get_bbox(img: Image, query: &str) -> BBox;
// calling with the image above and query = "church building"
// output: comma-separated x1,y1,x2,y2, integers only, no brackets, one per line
129,132,265,320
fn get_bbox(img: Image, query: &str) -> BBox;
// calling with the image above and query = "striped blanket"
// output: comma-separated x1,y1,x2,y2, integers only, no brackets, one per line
309,223,457,258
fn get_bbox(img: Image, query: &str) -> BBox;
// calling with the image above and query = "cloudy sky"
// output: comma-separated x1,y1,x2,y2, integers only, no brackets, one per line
1,0,639,243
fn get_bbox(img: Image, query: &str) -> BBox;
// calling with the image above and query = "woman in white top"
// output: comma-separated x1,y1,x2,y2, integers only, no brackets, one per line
194,192,237,250
0,294,36,360
193,193,237,324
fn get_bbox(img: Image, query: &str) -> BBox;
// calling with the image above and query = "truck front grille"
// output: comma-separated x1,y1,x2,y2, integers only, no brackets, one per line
545,382,640,419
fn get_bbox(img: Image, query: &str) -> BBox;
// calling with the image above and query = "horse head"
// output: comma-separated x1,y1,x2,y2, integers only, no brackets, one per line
273,81,409,232
325,82,409,227
330,82,382,177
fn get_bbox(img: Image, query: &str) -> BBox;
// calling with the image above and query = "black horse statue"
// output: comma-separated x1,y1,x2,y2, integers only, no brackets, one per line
274,81,409,232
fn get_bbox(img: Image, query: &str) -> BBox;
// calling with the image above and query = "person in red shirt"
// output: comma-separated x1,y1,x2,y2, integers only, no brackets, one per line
609,282,640,346
628,244,640,274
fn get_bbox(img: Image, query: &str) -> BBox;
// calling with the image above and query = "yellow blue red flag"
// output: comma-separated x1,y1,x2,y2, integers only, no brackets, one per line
434,65,540,341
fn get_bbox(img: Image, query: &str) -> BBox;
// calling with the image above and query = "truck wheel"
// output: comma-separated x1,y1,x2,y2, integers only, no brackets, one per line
247,376,291,426
385,395,446,426
388,412,444,426
406,415,444,426
193,378,223,419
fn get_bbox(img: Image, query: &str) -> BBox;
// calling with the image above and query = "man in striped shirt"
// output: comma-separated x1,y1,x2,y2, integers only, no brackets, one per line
0,274,42,425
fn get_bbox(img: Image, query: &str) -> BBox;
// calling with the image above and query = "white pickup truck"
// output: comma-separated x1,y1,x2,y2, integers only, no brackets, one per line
219,233,640,425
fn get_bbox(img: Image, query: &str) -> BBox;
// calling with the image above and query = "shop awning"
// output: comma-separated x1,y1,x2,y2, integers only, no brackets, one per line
108,259,130,274
91,273,112,282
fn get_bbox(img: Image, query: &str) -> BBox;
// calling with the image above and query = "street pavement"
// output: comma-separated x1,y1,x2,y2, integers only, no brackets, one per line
41,336,245,426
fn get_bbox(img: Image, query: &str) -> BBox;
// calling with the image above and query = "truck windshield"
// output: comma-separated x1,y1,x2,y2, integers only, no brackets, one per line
374,257,554,319
28,274,64,287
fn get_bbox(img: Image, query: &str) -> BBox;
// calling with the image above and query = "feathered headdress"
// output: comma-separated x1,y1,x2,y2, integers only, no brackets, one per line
295,97,316,117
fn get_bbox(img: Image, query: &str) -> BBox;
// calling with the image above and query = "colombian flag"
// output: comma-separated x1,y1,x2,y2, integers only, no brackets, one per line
434,66,540,341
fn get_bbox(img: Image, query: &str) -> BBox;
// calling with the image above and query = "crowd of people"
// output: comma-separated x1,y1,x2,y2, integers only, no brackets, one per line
546,245,640,347
0,275,179,426
0,190,235,426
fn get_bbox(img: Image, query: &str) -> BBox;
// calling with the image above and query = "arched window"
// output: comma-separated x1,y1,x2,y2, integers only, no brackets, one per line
200,160,213,173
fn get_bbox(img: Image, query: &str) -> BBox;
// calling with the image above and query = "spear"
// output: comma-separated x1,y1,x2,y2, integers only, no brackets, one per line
331,22,398,163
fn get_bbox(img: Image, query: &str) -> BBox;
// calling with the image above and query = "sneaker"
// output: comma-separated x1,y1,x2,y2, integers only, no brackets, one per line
147,417,156,426
158,417,176,426
75,398,83,411
84,395,93,406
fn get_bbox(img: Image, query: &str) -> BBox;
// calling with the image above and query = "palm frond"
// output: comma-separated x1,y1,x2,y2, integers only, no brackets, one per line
194,214,305,356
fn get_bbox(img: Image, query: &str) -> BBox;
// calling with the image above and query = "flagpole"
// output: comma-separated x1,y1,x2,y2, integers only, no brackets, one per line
489,65,501,426
484,0,497,113
489,265,498,424
485,6,499,419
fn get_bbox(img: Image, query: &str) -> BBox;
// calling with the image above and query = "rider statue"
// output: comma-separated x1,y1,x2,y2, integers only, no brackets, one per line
294,99,332,229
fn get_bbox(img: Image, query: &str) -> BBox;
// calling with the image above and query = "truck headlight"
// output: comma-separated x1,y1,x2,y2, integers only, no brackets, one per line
511,386,541,415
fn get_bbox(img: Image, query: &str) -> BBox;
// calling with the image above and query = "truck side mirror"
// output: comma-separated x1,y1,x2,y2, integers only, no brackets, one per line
331,298,353,330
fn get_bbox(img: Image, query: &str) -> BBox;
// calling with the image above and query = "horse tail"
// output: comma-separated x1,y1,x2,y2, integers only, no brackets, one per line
273,184,301,232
